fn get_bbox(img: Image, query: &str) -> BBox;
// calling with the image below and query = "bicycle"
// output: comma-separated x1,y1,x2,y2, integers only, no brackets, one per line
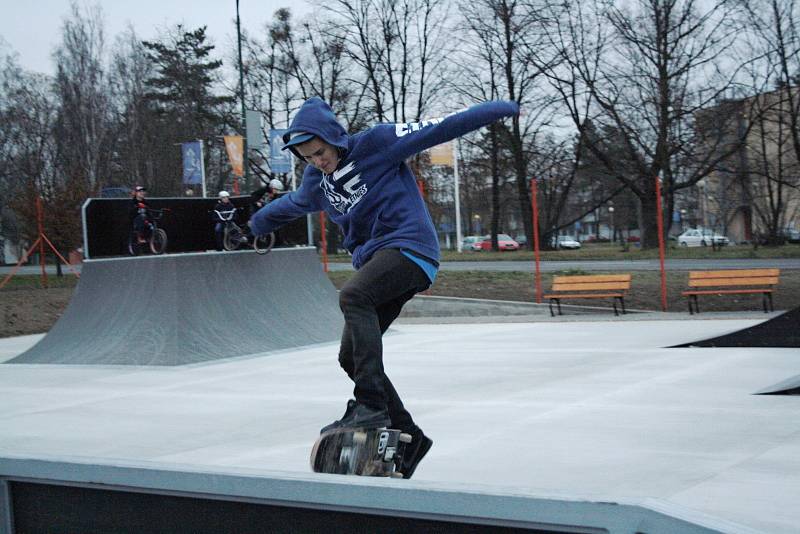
128,208,169,256
212,207,275,255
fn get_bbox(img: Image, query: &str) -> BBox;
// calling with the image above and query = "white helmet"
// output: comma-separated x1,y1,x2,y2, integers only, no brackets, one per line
218,190,230,198
269,178,284,192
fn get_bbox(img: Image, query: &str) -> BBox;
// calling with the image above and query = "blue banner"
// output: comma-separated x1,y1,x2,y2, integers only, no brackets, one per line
269,129,292,174
181,141,203,184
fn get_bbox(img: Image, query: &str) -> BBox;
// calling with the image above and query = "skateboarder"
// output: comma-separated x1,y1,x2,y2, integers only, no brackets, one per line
250,97,519,478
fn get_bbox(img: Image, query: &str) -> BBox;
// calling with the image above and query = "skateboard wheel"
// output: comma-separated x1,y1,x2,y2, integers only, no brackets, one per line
391,472,404,478
399,433,412,443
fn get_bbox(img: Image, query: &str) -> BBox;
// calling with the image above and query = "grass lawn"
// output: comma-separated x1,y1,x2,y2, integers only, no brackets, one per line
327,269,800,313
326,242,800,262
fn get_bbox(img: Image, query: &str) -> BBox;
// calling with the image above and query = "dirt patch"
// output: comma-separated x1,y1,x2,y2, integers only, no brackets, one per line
1,287,75,337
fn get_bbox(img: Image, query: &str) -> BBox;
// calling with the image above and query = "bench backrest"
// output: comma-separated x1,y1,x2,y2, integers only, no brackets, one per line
551,274,631,292
687,269,780,288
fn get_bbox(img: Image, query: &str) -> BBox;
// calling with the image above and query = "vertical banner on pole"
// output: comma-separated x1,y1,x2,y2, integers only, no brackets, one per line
268,129,292,174
246,110,264,150
655,176,668,311
224,135,244,194
530,178,542,303
181,141,202,184
182,141,206,197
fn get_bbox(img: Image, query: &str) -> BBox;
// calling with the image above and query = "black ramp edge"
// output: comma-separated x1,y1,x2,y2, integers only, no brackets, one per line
671,307,800,348
7,249,343,366
755,374,800,395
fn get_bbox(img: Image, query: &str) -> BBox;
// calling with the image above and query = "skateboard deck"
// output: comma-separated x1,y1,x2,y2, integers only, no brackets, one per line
310,427,411,477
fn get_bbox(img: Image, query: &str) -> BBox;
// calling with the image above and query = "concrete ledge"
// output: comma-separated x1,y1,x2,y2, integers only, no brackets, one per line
0,456,756,534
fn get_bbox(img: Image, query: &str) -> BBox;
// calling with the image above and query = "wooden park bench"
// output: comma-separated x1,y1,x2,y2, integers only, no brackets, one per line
682,269,780,314
544,274,632,316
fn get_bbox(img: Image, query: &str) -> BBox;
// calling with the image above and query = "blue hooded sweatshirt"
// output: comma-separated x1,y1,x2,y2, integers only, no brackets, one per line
250,97,519,270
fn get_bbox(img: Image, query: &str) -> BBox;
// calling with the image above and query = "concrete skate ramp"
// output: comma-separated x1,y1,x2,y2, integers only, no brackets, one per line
672,307,800,348
8,248,343,366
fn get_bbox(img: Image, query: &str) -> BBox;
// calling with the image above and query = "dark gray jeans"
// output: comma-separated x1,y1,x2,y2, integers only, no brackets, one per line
337,248,431,432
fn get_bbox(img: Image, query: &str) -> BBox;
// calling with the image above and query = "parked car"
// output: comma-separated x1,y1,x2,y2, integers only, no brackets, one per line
677,228,730,247
555,235,581,249
477,234,520,251
460,235,483,251
781,228,800,244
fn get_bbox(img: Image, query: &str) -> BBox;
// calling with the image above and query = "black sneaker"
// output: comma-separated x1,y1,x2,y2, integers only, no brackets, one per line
320,400,390,434
400,429,433,479
320,399,357,434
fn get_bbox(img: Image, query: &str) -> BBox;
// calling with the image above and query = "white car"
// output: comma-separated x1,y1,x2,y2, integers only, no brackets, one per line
677,229,730,247
461,236,483,251
555,235,581,249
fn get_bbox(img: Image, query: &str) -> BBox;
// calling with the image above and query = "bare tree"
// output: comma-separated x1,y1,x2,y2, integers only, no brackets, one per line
52,2,112,191
545,0,752,248
319,0,449,123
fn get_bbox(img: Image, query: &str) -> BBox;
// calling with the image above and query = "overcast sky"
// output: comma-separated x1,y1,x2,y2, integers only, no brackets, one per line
1,0,310,75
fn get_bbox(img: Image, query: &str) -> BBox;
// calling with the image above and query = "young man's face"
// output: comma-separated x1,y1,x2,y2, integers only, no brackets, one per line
296,138,340,175
135,191,146,200
221,196,230,204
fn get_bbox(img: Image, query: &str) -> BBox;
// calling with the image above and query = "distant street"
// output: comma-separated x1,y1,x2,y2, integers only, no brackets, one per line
329,258,800,272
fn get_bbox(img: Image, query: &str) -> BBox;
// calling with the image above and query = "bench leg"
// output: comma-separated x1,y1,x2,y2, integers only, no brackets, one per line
763,292,773,313
612,298,618,316
556,298,562,316
548,298,555,317
687,297,694,315
693,295,700,314
620,297,626,315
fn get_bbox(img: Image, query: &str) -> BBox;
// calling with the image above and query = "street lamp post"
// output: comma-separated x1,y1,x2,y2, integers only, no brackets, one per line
608,206,615,243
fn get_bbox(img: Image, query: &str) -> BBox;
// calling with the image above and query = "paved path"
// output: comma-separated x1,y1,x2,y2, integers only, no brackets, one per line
4,256,798,275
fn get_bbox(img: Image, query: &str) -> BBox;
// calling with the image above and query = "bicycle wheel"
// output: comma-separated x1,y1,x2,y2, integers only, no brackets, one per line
127,234,141,256
253,232,275,255
223,225,243,251
150,228,168,254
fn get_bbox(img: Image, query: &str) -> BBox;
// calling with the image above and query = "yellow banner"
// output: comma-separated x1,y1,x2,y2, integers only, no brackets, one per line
224,135,244,177
429,142,453,166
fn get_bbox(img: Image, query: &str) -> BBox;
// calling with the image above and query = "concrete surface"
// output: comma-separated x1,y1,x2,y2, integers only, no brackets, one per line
1,316,798,532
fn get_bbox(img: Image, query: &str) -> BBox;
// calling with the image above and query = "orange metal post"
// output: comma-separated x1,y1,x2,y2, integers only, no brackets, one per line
37,197,48,288
319,211,328,273
655,176,668,311
530,178,542,303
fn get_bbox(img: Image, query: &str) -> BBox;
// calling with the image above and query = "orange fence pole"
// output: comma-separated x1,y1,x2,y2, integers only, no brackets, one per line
530,178,542,303
36,197,48,288
319,211,328,273
655,176,668,311
41,234,81,278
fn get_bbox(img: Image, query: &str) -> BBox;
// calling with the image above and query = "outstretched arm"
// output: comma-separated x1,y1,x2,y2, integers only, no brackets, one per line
372,100,519,163
249,169,321,235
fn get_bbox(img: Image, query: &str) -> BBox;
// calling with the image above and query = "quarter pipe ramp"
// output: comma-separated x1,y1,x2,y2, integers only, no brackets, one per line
8,248,343,366
671,307,800,348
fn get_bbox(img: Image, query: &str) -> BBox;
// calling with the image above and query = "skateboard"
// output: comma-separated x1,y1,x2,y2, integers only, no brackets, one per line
310,427,412,477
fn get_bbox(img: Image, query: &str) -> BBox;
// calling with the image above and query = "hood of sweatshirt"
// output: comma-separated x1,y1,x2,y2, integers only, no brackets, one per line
282,97,349,157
